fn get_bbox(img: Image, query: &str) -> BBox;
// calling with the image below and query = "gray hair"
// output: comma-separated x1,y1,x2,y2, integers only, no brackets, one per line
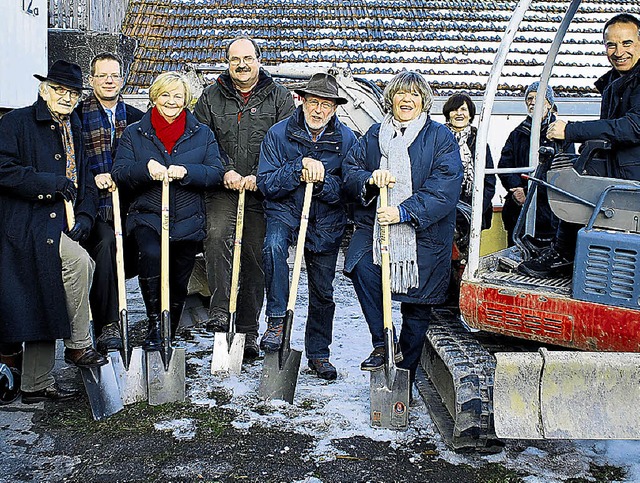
382,71,433,114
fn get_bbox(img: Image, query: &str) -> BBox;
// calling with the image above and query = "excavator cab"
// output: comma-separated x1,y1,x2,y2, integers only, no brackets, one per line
417,0,640,452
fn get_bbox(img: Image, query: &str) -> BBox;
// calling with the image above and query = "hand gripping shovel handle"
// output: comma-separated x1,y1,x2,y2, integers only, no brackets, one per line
280,182,314,357
228,189,245,333
379,186,397,373
160,176,172,370
112,187,130,369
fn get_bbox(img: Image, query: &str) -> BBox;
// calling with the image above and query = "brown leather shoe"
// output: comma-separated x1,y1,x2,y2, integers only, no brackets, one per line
22,382,79,404
64,347,108,368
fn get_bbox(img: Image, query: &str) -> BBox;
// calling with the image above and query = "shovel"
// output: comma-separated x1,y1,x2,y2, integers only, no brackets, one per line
369,185,410,430
64,200,124,420
258,182,313,403
211,189,246,375
147,176,186,406
108,187,147,405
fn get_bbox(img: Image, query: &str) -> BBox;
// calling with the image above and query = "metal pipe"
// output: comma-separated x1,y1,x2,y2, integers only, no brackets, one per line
524,0,582,236
466,0,533,281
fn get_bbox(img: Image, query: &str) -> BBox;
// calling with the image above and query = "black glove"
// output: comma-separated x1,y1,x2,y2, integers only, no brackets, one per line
55,177,77,204
67,215,92,243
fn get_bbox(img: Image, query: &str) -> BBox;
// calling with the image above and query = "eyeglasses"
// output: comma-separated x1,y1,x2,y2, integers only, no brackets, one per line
305,99,336,110
92,73,122,82
49,85,81,100
228,56,256,66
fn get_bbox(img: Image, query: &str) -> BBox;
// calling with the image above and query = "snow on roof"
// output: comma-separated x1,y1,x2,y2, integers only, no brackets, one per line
121,0,639,96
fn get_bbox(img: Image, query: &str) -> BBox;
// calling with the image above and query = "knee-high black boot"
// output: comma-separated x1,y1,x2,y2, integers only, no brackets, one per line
170,301,185,339
139,276,162,351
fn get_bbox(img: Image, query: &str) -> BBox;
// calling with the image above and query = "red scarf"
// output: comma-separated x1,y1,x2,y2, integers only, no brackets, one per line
151,107,186,154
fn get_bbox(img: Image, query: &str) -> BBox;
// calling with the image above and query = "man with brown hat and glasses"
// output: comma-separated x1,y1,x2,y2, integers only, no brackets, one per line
0,60,106,404
257,73,357,380
194,36,294,360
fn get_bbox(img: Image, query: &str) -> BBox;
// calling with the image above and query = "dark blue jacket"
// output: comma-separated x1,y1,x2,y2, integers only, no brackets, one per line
498,115,574,239
565,61,640,181
462,126,496,230
342,118,463,304
257,107,357,253
0,97,97,342
112,109,224,242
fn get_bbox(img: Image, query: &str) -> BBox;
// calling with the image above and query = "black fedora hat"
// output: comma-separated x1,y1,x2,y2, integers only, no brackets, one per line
294,73,348,105
34,60,85,91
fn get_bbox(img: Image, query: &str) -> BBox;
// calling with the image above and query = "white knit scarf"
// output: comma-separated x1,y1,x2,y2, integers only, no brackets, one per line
373,112,427,293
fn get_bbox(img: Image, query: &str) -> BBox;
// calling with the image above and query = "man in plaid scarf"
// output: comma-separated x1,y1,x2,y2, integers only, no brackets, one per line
78,53,144,353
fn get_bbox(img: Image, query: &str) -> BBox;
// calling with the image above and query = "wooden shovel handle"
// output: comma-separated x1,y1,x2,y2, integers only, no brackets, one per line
64,200,75,231
112,187,127,313
379,186,393,332
161,176,170,312
228,189,245,314
287,182,314,311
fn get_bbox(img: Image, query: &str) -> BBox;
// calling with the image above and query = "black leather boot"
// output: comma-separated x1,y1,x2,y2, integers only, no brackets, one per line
170,301,185,339
139,276,162,352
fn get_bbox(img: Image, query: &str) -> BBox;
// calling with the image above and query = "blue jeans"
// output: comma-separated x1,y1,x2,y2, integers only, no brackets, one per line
263,219,338,359
349,249,431,382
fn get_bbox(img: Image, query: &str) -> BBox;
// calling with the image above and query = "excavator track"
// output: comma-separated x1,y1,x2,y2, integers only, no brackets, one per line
417,308,503,453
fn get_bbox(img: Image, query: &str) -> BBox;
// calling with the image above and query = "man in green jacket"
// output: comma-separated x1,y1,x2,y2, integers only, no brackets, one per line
194,36,295,359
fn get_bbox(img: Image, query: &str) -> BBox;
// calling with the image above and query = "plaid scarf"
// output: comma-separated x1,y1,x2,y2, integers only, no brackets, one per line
82,94,127,221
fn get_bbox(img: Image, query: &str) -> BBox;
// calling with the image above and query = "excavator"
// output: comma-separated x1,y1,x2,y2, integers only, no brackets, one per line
416,0,640,452
183,0,639,451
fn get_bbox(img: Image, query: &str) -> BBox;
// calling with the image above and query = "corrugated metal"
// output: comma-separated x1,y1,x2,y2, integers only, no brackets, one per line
1,0,48,109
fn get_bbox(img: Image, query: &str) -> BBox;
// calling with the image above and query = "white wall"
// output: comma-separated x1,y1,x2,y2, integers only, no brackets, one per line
0,0,48,109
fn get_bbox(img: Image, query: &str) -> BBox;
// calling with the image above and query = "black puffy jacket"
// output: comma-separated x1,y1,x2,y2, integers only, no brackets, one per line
112,109,224,241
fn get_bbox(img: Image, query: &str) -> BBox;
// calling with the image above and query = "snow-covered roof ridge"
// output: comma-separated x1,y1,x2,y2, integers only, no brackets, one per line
122,0,638,97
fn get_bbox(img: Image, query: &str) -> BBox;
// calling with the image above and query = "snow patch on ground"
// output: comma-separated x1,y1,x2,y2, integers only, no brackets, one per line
179,258,640,481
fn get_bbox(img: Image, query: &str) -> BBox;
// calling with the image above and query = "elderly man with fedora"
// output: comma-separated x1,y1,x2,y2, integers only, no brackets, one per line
0,60,106,404
257,72,357,380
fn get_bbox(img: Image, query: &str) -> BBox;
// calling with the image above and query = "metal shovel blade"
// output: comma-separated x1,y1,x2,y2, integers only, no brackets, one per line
146,349,186,406
109,348,148,405
370,365,410,430
258,348,302,404
79,361,124,420
211,332,246,375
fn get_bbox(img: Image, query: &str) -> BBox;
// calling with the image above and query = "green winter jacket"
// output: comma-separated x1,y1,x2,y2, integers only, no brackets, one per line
194,68,295,178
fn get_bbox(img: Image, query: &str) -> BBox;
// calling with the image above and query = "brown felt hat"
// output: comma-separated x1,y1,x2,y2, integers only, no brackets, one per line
294,73,348,105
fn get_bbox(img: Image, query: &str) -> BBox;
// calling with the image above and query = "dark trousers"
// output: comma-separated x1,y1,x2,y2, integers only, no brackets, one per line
204,194,265,337
133,226,199,316
349,250,431,382
262,218,338,360
83,218,138,334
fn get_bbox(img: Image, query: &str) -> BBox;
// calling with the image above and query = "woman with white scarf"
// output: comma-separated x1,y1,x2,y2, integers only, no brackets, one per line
342,72,463,391
443,93,496,230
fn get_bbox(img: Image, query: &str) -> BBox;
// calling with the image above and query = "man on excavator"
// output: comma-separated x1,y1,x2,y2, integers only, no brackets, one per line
519,13,640,278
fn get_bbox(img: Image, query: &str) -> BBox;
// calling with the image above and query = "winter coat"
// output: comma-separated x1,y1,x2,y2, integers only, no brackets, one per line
566,61,640,181
193,68,295,212
497,115,574,239
458,126,496,230
257,107,357,253
342,117,463,305
0,97,98,343
112,109,224,242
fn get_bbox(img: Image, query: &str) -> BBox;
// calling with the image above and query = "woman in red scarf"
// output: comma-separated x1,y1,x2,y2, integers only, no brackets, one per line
113,72,224,349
